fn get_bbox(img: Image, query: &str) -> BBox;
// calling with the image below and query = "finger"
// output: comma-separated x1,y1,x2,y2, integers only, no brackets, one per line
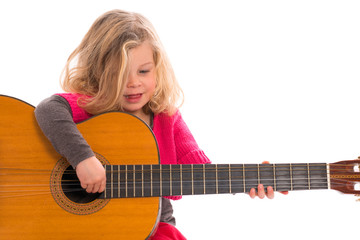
99,179,106,193
81,183,88,190
257,184,265,199
92,182,101,193
262,161,270,164
280,191,289,195
249,188,256,199
266,186,274,199
86,184,95,193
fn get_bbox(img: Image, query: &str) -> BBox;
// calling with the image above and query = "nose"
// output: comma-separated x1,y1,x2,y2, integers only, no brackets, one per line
126,75,141,88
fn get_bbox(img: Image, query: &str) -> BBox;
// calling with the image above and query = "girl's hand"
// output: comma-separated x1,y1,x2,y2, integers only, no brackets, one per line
249,161,289,199
75,156,106,193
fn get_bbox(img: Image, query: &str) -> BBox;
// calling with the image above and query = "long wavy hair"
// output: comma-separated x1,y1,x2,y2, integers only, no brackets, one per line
61,9,183,116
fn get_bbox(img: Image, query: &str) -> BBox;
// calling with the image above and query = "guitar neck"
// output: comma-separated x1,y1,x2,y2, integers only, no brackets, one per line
101,163,329,199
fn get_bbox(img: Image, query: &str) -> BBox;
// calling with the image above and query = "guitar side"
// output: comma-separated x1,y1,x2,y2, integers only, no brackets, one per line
0,95,161,240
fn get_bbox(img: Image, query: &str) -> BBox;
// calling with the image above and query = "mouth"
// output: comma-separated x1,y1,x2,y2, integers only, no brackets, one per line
124,93,143,99
124,93,143,103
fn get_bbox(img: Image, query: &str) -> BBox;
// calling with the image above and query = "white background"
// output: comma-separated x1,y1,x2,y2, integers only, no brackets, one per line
1,1,360,239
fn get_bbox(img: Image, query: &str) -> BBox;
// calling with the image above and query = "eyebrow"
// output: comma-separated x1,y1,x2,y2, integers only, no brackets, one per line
139,62,155,67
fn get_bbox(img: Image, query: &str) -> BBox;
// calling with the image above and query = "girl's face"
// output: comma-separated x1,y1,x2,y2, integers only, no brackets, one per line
121,41,156,118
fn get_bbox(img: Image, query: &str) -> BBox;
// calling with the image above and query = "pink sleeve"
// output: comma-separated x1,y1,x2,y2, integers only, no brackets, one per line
150,222,187,240
173,112,211,164
55,93,92,123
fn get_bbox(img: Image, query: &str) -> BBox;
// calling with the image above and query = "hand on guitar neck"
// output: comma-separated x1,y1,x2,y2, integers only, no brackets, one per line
248,161,289,199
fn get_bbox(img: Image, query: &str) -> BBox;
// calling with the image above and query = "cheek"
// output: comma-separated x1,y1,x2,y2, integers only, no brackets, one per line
148,76,156,93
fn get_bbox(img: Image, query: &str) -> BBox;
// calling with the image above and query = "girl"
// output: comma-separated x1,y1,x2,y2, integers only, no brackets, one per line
35,9,276,239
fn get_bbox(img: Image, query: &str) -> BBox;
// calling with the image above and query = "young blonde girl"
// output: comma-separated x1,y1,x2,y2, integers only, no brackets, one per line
35,9,274,239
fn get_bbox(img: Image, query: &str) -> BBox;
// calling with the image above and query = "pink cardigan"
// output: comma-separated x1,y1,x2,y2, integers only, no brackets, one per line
57,93,211,200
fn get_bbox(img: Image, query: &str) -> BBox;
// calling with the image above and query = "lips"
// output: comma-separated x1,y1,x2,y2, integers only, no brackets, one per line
125,93,142,99
124,93,143,103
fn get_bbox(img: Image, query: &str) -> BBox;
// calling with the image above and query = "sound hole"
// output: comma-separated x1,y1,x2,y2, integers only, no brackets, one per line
61,166,100,203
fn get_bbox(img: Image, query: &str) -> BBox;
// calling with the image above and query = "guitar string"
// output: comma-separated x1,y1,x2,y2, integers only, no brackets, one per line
0,179,333,197
0,176,332,186
0,178,344,189
0,178,348,192
1,162,356,168
0,180,334,192
0,167,354,186
0,165,354,175
0,180,333,193
0,169,356,179
0,162,354,172
0,183,349,199
0,177,352,198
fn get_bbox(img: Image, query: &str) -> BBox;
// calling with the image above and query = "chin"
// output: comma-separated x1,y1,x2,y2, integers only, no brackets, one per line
123,107,142,115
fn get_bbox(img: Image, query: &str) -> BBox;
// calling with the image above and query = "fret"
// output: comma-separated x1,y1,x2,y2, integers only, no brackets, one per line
161,164,171,196
230,164,244,193
111,165,114,198
307,163,311,190
160,165,162,196
243,164,246,192
150,164,153,197
217,164,230,194
229,164,232,193
142,165,144,197
193,164,205,195
259,164,275,192
127,165,134,198
112,165,119,199
292,163,309,190
118,165,121,198
116,165,121,198
152,165,160,197
181,164,192,195
215,164,218,194
289,163,293,191
326,163,330,189
191,164,194,195
204,164,216,194
273,164,277,191
309,163,328,189
257,164,260,186
244,164,258,192
142,165,151,197
180,164,183,195
171,164,181,196
275,164,291,191
119,165,126,198
203,164,206,194
125,165,128,198
104,165,109,198
170,164,172,196
134,165,142,197
133,165,136,197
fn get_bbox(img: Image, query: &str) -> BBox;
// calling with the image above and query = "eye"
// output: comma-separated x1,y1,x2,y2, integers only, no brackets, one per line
139,69,150,74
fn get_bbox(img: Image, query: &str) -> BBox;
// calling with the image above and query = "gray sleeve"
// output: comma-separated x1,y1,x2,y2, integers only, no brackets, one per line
34,95,94,168
160,198,176,226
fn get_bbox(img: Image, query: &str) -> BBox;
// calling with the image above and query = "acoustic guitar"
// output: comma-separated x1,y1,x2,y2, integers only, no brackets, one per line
1,95,360,239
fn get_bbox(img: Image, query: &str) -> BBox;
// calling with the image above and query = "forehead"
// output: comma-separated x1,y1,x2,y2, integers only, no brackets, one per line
128,41,154,66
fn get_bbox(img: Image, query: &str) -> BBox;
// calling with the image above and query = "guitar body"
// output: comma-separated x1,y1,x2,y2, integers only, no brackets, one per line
0,96,161,239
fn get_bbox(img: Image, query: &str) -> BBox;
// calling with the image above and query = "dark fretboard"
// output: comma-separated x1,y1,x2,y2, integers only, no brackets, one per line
100,163,329,199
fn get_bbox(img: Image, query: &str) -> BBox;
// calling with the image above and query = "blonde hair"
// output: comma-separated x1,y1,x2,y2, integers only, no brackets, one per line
61,9,183,116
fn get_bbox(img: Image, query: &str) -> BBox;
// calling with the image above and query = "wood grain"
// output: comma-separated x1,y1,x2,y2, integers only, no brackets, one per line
0,95,160,240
